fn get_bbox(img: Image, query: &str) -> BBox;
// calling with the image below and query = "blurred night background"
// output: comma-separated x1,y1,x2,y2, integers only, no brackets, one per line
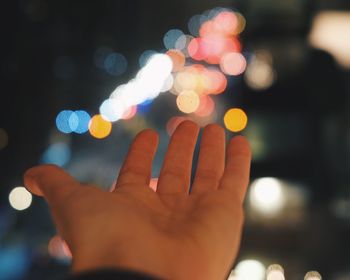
1,0,350,279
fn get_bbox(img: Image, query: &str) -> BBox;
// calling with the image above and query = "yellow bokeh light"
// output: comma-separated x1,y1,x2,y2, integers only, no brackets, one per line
89,114,112,139
176,90,200,114
224,108,248,132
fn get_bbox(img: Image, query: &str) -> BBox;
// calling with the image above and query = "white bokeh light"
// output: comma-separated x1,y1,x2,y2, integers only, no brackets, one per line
267,264,285,280
235,259,265,280
9,186,32,211
304,271,322,280
249,177,286,216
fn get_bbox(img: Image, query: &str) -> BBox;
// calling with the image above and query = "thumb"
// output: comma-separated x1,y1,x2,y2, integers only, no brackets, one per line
24,164,81,206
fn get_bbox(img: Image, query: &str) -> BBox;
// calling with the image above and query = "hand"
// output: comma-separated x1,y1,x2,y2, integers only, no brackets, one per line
24,121,251,280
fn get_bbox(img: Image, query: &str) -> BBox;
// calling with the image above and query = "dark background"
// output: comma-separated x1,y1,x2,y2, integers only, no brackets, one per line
0,0,349,279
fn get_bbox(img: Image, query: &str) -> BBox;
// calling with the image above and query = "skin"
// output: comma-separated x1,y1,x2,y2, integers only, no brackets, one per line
24,121,251,280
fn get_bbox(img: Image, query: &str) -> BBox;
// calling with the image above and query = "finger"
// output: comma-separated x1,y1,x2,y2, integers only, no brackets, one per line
157,120,199,194
219,136,251,203
191,124,225,194
115,129,159,189
24,164,81,205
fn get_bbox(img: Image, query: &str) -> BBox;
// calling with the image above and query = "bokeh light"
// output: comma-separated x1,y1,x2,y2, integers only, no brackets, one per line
139,50,157,67
220,52,246,76
122,106,137,120
195,95,215,117
249,177,286,216
0,128,9,150
227,270,238,280
41,142,71,167
48,235,72,261
104,52,128,76
89,114,112,139
9,187,32,211
163,29,185,50
166,49,185,72
267,264,285,280
176,90,200,113
223,108,248,132
235,259,265,280
71,110,91,134
304,271,322,280
56,110,74,133
100,99,126,122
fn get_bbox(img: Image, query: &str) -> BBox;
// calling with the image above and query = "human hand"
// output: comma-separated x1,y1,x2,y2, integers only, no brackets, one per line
24,121,251,280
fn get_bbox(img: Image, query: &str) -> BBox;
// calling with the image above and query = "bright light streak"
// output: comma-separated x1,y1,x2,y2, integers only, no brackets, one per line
176,90,200,113
245,50,275,90
220,52,246,75
304,271,322,280
9,187,32,211
100,99,126,122
163,29,185,50
122,106,137,120
41,142,71,167
224,108,248,132
161,74,174,93
267,264,285,280
309,11,350,68
235,259,265,280
139,50,157,67
0,128,9,150
89,114,112,139
249,177,286,216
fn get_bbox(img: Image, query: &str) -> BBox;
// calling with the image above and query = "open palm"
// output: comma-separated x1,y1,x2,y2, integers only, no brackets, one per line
24,121,251,280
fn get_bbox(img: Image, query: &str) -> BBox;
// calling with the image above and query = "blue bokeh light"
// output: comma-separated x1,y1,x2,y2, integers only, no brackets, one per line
56,110,74,133
163,29,184,50
104,52,127,76
73,110,91,134
41,142,71,167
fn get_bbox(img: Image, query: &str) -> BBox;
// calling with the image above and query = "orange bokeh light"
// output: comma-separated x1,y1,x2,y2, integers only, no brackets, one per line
89,114,112,139
224,108,248,132
166,49,186,72
176,90,200,113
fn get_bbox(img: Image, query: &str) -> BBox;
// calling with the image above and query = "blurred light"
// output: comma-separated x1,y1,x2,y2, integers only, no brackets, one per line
204,68,227,94
235,259,265,280
227,270,238,280
41,142,71,166
100,99,126,122
188,14,204,37
220,52,246,76
139,50,157,67
213,11,238,36
175,34,194,55
249,178,286,216
195,95,215,117
267,264,285,280
161,74,174,92
48,235,72,261
9,187,32,211
188,38,206,61
176,90,200,113
122,106,137,120
245,50,275,90
56,110,74,133
309,11,350,68
89,114,112,139
0,245,29,279
71,110,91,134
149,178,158,192
53,56,76,80
166,116,187,136
163,29,185,50
137,99,153,114
104,52,128,76
0,128,9,150
304,271,322,280
224,108,248,132
93,46,114,69
166,49,185,72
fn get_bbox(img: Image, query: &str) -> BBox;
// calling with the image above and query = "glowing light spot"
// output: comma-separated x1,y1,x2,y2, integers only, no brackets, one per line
89,114,112,139
100,99,126,122
104,52,127,76
161,74,174,93
220,52,246,76
48,235,72,260
41,142,71,167
139,50,157,67
223,108,248,132
0,128,9,150
56,110,74,133
234,12,246,35
175,35,194,56
149,178,158,192
245,50,275,90
249,177,286,216
213,11,238,36
9,187,32,211
122,106,137,120
176,90,200,114
72,110,91,134
304,271,322,280
166,116,187,136
203,69,227,95
174,71,198,94
188,14,204,37
166,49,185,72
195,95,215,117
188,38,206,61
163,29,185,50
267,264,285,280
235,259,265,280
